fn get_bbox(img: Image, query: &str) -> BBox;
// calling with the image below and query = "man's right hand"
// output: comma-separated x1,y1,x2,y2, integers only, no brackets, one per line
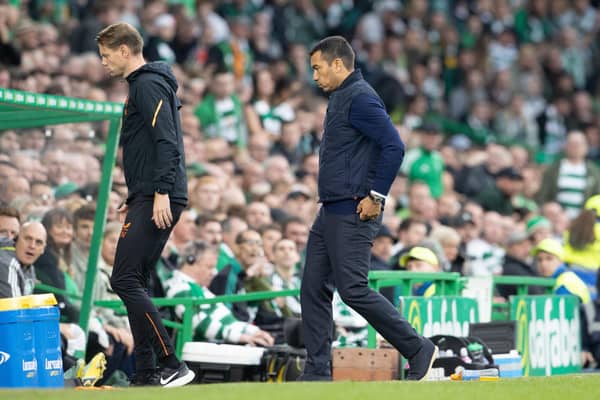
117,203,128,223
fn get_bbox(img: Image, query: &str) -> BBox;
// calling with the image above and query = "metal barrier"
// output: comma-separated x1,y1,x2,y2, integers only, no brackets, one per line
491,276,555,320
35,273,558,355
366,271,464,348
95,289,300,357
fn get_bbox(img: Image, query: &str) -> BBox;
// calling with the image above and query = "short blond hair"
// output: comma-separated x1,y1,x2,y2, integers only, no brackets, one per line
96,22,143,55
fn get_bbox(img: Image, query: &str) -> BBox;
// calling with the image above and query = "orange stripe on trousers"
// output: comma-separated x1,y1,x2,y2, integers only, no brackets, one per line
145,312,169,356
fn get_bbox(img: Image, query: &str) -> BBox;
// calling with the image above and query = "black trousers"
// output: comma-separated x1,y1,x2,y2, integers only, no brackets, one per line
300,208,424,376
110,197,185,372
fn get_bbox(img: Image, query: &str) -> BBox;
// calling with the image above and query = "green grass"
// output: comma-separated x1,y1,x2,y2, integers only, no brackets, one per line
1,375,599,400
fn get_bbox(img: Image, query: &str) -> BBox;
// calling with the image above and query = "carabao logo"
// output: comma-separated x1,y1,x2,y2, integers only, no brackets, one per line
515,299,530,376
407,301,422,334
0,351,10,365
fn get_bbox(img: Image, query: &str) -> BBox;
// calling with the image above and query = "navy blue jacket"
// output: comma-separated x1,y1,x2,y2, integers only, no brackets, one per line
318,70,404,208
122,62,187,204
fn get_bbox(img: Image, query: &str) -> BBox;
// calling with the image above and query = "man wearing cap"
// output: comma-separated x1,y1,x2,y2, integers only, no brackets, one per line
475,167,524,215
399,247,440,297
401,122,445,199
282,184,315,224
525,215,553,245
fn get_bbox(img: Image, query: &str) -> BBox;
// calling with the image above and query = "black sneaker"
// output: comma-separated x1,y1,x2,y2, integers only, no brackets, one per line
130,369,161,386
406,339,439,381
159,363,195,388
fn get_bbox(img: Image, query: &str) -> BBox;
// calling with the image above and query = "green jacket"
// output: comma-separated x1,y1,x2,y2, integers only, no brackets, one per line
475,186,515,216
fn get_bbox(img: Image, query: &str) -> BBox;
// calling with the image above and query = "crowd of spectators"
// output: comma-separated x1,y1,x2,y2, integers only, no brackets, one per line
2,0,600,378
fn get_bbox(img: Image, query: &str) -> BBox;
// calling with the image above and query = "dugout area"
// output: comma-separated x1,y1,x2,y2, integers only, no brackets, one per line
0,87,123,339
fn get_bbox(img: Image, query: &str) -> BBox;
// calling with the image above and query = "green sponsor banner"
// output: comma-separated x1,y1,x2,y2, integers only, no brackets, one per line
510,295,581,376
399,296,479,337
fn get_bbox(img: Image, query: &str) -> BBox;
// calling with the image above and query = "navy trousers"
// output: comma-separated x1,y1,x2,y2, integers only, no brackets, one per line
300,207,424,376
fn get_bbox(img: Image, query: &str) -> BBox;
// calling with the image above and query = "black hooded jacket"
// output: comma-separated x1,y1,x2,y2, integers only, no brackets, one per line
121,62,187,204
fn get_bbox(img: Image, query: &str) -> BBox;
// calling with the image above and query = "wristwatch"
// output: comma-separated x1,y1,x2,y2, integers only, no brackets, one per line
368,190,385,204
155,187,168,195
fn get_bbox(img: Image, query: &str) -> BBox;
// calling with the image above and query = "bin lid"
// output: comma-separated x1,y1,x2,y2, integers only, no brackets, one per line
0,296,32,311
25,293,57,307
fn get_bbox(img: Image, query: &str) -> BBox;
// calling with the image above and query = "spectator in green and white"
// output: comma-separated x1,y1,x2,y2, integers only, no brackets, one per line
245,68,295,137
194,69,247,147
143,14,177,64
165,241,274,346
269,238,301,316
401,122,445,199
536,132,600,219
206,15,254,84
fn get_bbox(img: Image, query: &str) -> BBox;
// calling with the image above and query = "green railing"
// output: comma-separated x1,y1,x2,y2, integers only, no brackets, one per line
34,282,82,301
366,271,464,348
491,276,555,320
34,282,299,357
95,289,300,357
36,273,558,356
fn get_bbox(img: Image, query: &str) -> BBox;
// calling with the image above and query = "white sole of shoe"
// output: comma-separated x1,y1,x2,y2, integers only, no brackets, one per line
418,345,439,381
164,370,196,388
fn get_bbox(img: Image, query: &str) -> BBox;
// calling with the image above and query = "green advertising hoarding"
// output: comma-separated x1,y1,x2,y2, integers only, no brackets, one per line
399,296,479,337
510,295,581,376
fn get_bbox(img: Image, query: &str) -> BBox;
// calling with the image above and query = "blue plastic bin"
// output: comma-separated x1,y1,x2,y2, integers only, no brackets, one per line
0,307,38,388
32,306,63,388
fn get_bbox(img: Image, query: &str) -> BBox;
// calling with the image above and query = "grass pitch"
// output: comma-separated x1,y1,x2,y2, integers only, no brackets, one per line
2,375,598,400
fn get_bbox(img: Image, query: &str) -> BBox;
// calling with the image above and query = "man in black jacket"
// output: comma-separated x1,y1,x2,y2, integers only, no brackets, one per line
498,230,545,298
300,36,437,381
96,22,193,387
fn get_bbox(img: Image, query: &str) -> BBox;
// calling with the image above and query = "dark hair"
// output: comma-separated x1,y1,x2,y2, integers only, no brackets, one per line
73,204,96,226
568,209,597,249
222,214,245,233
41,208,74,265
281,216,304,233
258,223,282,235
180,240,215,266
0,204,20,221
195,214,221,227
309,36,355,70
95,22,144,55
398,218,431,236
235,229,259,245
